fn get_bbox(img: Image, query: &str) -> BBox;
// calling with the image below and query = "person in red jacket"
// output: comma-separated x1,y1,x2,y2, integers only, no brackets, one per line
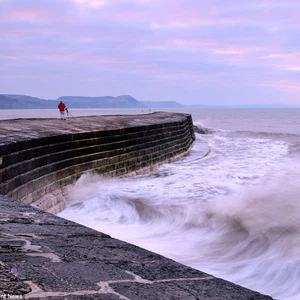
58,101,66,120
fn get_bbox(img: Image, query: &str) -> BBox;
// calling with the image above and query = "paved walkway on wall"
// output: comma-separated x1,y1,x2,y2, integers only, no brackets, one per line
0,112,191,145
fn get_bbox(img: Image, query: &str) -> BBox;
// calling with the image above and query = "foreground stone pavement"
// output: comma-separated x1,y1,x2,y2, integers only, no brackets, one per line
0,195,273,299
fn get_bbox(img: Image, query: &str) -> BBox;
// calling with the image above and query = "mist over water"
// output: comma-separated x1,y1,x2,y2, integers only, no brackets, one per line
56,108,300,300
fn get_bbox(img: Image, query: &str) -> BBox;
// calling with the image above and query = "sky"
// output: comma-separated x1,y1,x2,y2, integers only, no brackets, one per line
1,0,300,105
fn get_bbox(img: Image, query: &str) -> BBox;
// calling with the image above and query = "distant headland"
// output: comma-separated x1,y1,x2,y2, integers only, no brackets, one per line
0,94,184,109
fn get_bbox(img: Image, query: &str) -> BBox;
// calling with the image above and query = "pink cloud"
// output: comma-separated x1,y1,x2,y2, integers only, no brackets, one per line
173,38,217,48
213,48,246,55
10,9,48,19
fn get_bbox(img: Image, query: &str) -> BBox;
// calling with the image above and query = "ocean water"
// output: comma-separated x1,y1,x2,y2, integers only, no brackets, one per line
2,108,300,299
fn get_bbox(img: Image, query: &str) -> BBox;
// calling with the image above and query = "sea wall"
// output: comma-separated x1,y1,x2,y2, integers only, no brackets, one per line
0,112,195,214
0,113,273,299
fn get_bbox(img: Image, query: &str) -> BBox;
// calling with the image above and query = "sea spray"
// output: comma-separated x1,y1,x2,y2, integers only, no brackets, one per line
193,163,300,299
59,161,300,299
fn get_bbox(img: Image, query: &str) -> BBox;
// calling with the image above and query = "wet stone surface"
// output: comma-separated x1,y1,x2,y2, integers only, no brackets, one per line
0,195,273,299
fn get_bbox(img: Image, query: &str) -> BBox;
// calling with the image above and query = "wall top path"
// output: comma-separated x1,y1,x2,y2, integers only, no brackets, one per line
0,112,190,146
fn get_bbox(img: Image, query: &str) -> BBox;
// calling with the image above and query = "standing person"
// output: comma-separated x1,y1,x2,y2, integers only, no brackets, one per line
58,101,66,120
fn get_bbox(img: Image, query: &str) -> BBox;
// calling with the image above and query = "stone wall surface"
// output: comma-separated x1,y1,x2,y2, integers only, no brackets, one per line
0,112,195,214
0,112,273,299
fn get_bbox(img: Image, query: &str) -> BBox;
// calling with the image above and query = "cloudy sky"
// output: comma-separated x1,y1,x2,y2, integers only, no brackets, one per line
1,0,300,105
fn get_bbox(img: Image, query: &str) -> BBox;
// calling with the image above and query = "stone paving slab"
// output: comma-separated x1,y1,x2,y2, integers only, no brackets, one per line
0,195,273,299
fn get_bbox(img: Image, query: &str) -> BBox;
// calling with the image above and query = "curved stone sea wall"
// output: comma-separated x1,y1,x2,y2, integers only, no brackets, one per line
0,112,195,214
0,112,274,299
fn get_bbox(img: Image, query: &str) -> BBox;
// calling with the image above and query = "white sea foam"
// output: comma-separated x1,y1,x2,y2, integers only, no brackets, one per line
60,161,300,299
